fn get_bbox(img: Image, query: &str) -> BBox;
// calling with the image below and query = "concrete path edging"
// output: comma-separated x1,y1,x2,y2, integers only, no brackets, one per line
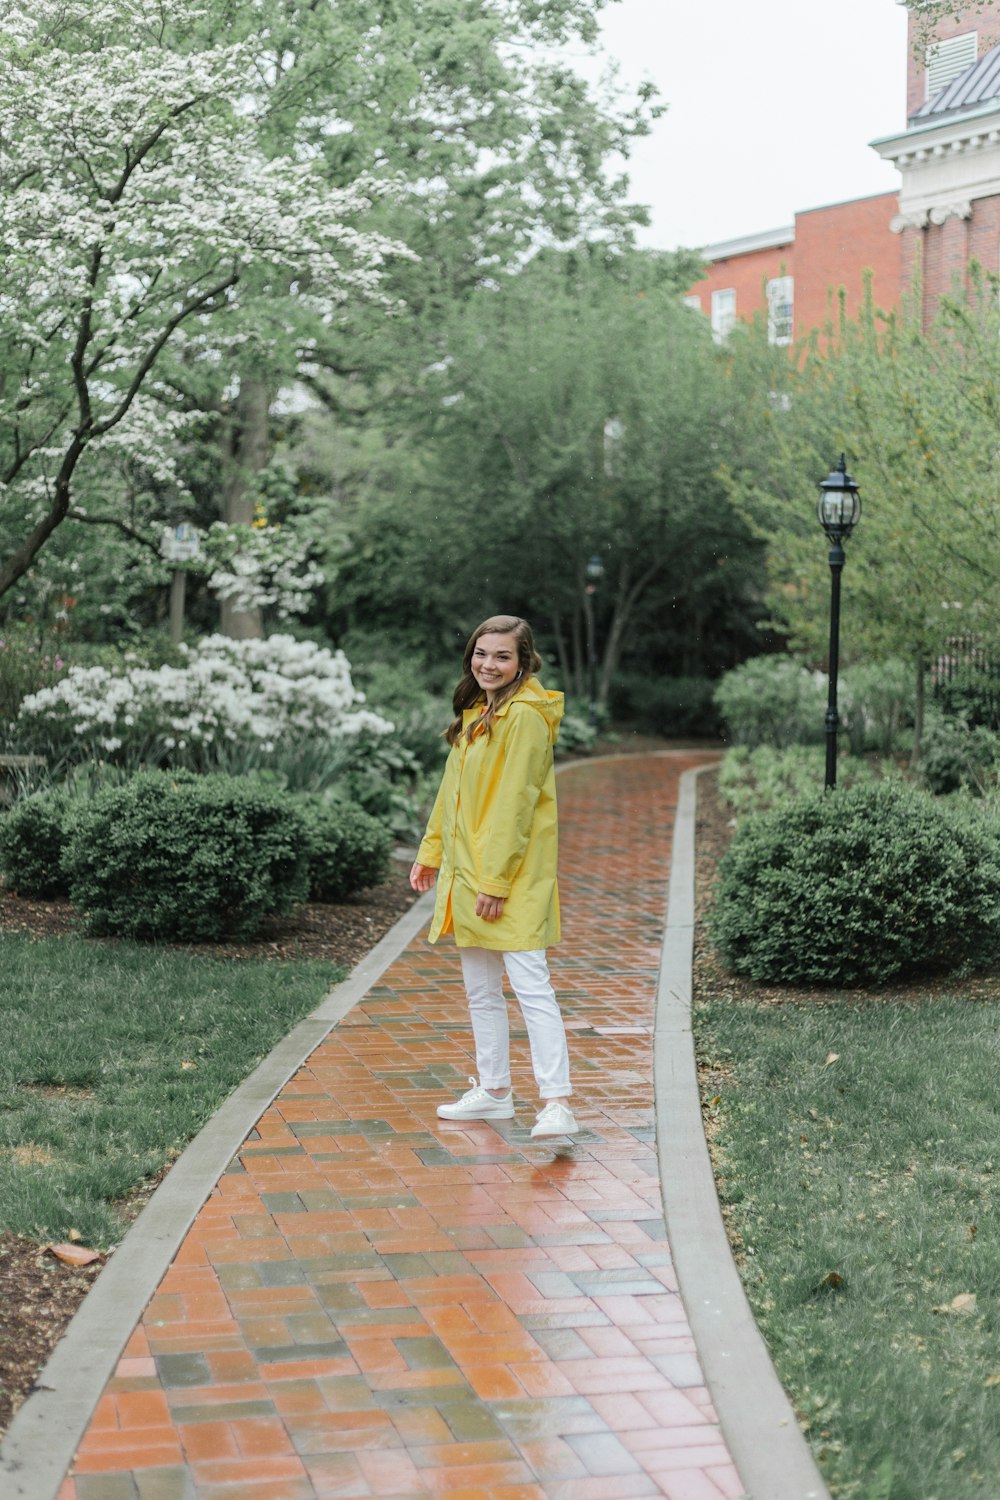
655,764,831,1500
0,892,435,1500
2,749,833,1500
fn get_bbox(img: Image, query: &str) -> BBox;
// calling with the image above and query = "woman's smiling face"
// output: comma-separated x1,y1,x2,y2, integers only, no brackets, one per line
471,631,520,701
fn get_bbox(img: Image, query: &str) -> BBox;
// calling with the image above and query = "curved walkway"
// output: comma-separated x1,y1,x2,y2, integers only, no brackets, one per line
27,753,764,1499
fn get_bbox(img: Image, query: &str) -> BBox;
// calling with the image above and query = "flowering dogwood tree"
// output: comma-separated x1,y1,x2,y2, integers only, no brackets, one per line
201,520,326,620
0,0,407,602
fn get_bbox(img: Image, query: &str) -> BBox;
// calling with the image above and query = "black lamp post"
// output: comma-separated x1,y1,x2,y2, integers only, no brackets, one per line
584,553,605,728
817,455,861,789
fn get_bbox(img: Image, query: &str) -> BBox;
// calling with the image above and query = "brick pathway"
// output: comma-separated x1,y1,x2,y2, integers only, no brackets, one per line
60,751,741,1500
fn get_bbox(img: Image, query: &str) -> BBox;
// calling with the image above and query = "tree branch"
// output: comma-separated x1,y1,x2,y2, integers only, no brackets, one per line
91,269,240,437
68,508,164,555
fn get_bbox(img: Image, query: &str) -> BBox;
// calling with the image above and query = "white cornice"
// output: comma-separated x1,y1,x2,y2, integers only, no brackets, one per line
871,101,1000,220
871,99,1000,164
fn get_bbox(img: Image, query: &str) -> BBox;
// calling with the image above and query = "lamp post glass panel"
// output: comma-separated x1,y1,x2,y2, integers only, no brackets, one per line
817,456,861,789
585,553,604,727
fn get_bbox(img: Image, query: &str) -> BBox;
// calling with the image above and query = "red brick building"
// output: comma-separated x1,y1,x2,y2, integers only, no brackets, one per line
685,2,1000,338
683,194,902,343
874,2,1000,326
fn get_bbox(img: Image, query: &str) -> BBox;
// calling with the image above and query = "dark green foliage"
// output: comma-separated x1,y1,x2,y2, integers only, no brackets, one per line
711,781,1000,985
610,672,721,738
0,790,74,898
350,658,451,772
918,714,1000,795
63,771,309,941
553,708,597,757
338,734,434,841
933,666,1000,731
298,797,392,902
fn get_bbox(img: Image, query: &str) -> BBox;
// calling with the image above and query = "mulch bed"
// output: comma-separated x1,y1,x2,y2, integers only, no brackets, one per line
0,862,421,969
0,1234,107,1437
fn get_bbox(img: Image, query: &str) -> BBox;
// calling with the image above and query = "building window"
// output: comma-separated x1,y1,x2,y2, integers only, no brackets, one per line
711,288,736,340
683,294,702,311
767,275,794,346
925,31,977,100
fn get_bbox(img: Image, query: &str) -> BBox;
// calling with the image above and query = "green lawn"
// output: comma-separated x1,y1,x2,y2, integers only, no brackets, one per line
0,934,344,1248
695,995,1000,1500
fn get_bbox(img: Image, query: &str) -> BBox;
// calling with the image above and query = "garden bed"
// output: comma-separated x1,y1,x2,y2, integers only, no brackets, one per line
693,768,1000,1498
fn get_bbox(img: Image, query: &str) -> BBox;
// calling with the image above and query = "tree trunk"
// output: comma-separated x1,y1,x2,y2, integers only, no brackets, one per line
598,598,629,706
571,601,586,698
550,612,571,688
910,650,926,768
219,375,270,639
169,570,187,645
0,433,86,601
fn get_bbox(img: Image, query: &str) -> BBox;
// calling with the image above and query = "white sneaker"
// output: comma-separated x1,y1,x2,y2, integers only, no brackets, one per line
437,1077,514,1121
530,1101,578,1138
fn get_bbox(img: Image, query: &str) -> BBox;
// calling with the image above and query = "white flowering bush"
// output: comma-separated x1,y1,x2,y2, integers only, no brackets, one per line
16,635,392,775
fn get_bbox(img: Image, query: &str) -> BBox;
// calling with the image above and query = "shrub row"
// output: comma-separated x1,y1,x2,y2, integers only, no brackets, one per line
714,654,913,753
0,772,391,942
711,779,1000,987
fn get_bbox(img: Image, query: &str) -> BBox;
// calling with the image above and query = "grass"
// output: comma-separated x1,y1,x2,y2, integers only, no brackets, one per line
695,994,1000,1500
0,933,344,1248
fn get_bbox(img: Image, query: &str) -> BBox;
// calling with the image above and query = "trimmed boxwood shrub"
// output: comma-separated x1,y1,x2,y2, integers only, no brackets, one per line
711,780,1000,986
63,770,309,941
298,797,392,902
0,789,74,898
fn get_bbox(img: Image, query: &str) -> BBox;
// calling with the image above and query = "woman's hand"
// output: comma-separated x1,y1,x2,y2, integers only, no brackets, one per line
409,862,438,893
475,892,505,922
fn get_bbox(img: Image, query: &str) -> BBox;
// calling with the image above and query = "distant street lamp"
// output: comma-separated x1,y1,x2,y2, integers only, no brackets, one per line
817,455,862,789
584,553,605,728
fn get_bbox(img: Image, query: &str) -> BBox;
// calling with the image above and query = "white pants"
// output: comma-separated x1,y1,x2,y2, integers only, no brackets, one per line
458,947,572,1100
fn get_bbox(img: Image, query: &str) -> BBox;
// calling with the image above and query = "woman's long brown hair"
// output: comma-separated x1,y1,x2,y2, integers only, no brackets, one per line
445,616,542,746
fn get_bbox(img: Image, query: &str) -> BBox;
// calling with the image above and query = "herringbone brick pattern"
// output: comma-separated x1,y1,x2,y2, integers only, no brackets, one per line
60,751,739,1500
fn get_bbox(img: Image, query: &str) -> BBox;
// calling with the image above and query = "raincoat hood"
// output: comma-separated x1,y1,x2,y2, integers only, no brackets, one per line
469,676,564,743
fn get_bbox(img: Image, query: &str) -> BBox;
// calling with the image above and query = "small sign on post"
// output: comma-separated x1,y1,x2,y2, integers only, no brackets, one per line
161,523,202,564
161,524,201,643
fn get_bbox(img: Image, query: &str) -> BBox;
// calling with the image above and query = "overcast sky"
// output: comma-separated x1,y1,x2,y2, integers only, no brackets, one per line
576,0,909,250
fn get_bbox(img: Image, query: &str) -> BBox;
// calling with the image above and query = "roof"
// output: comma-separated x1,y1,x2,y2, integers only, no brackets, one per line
913,40,1000,121
701,225,794,261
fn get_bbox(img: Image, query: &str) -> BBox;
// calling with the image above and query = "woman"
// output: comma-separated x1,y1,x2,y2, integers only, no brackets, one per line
409,615,577,1137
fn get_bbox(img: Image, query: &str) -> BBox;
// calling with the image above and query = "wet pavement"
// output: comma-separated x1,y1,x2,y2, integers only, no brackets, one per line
59,751,741,1500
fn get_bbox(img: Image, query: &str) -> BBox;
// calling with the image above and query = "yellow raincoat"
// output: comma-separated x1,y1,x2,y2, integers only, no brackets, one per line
416,676,563,950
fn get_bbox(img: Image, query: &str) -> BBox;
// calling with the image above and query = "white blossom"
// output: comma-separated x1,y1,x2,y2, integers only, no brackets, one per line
203,521,325,618
18,633,394,763
0,0,414,576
